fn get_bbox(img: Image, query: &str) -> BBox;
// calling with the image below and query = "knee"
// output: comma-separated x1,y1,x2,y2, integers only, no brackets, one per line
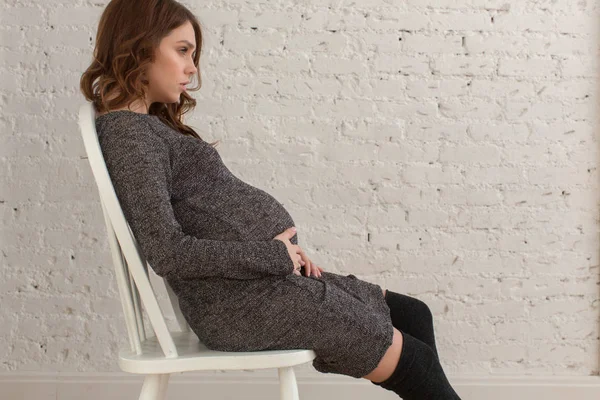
386,290,434,320
405,296,433,320
415,299,434,321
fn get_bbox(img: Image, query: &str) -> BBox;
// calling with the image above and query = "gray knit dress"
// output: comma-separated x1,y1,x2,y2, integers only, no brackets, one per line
95,110,394,379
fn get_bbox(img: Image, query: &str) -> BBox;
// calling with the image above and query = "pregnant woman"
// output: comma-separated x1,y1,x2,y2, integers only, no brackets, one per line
80,1,462,399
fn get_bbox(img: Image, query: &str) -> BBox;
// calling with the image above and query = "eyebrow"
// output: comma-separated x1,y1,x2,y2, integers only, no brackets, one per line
176,40,196,50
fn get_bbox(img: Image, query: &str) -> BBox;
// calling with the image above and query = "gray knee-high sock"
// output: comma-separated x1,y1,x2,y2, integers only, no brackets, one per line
385,290,439,359
371,331,461,400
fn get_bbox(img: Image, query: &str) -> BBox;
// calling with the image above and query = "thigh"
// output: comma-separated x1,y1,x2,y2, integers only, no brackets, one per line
201,273,394,378
317,271,389,314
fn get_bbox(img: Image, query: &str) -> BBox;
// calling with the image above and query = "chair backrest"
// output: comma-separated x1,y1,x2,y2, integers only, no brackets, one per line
78,102,190,358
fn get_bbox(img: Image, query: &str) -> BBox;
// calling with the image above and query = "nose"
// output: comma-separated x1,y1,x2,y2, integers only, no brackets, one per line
186,60,197,76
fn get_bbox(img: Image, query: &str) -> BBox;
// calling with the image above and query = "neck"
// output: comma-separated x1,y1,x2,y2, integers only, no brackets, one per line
101,90,151,114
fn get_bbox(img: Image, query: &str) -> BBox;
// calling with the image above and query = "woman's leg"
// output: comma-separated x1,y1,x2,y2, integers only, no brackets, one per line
370,289,461,399
382,288,440,359
363,324,462,399
362,325,404,382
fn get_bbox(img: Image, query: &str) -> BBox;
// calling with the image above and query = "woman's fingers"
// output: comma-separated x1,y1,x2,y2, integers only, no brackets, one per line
306,260,314,277
310,261,321,277
299,249,313,277
314,265,323,277
304,252,320,278
292,245,322,278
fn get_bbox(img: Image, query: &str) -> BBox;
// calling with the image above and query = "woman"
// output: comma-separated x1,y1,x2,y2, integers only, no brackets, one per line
80,1,461,398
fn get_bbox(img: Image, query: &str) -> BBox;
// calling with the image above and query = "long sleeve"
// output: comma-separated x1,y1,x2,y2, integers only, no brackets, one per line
98,120,294,281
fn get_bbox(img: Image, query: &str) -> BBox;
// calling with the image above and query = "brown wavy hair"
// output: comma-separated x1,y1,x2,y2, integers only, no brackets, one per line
80,0,219,147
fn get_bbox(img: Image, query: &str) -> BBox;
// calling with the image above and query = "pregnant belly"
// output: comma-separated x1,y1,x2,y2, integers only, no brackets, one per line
173,183,298,244
246,202,297,244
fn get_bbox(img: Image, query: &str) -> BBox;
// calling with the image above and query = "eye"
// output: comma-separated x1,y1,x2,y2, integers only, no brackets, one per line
180,47,196,58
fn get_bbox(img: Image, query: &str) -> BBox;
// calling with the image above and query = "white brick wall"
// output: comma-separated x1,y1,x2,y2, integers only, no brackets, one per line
1,0,599,378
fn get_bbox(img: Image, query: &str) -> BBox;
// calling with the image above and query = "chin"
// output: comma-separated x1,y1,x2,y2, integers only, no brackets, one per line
155,93,180,104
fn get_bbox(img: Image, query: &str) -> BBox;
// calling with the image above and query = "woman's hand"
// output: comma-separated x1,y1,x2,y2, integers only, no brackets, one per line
273,227,303,276
297,249,323,278
273,227,323,278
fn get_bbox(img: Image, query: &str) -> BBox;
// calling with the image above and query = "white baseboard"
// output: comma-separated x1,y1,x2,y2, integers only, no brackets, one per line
1,371,600,400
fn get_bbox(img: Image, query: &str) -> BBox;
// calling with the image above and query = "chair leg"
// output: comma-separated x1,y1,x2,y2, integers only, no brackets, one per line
278,367,299,400
139,374,170,400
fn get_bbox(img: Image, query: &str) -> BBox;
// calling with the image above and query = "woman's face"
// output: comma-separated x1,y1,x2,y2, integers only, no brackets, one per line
145,20,198,105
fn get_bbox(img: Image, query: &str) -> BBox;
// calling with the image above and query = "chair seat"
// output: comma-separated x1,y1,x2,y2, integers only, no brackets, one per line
118,331,317,374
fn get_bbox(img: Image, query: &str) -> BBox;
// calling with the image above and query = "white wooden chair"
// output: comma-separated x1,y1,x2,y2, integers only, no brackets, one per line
77,102,317,400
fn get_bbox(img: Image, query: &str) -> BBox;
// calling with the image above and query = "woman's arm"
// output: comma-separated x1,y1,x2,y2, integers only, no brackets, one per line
99,120,294,281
